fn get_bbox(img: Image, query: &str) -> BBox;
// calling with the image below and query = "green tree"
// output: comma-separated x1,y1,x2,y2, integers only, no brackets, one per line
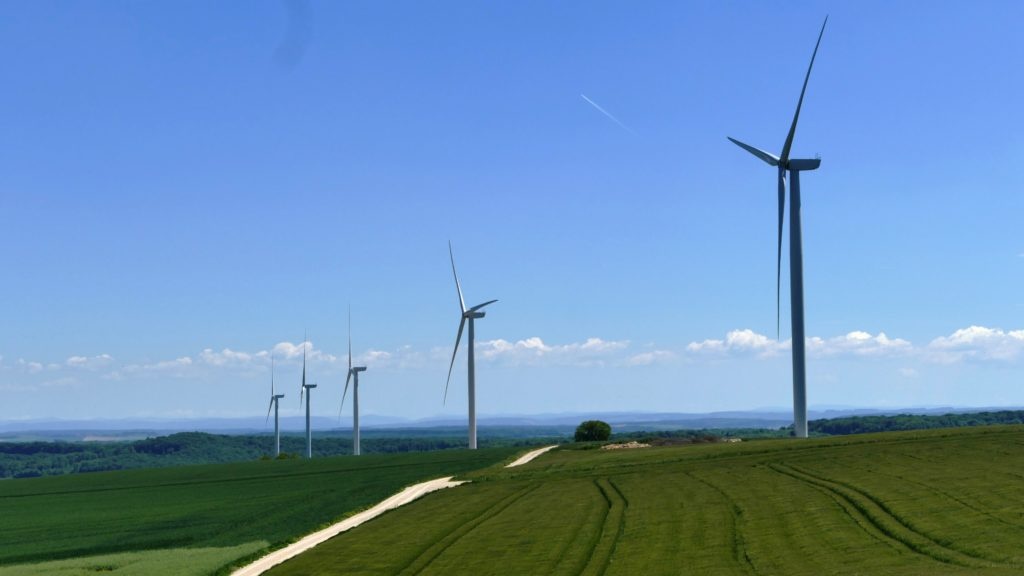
574,420,611,442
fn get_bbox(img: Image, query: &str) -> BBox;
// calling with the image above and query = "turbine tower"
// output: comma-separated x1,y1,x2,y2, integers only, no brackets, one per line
445,241,497,450
298,334,317,458
340,308,367,456
265,355,285,457
728,17,827,438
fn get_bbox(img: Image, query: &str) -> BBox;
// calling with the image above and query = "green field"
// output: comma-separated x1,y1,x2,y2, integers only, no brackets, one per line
0,447,520,575
268,426,1024,575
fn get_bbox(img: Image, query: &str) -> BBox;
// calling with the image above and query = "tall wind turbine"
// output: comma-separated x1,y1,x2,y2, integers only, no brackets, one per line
728,17,827,439
340,308,367,456
445,241,497,450
265,355,285,457
298,334,317,458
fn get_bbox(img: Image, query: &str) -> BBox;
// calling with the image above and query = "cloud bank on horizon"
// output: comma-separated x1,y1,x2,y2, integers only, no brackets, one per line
3,325,1021,411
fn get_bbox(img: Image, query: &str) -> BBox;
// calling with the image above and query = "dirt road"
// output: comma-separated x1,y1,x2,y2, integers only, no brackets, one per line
230,476,465,576
505,445,558,468
231,446,559,575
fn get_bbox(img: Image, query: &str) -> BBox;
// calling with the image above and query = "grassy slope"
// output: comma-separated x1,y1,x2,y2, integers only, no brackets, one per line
0,447,520,575
269,426,1024,575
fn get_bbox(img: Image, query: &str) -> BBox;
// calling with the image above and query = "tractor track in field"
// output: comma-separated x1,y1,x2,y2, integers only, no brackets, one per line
769,463,1006,569
684,471,759,576
577,478,628,576
853,464,1024,534
398,483,540,576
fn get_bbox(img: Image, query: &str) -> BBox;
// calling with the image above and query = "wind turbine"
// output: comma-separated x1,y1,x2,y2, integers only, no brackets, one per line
340,308,367,456
445,241,497,450
265,355,285,457
298,334,317,458
728,17,827,439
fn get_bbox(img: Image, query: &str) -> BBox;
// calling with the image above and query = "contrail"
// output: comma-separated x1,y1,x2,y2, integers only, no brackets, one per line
580,93,636,135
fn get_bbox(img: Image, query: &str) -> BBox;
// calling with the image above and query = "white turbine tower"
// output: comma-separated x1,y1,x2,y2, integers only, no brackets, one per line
340,308,367,456
298,335,317,458
445,241,497,450
728,17,827,438
265,355,285,457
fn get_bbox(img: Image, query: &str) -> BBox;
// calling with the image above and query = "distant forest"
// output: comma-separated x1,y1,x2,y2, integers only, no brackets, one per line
3,411,1024,479
0,430,561,479
807,410,1024,435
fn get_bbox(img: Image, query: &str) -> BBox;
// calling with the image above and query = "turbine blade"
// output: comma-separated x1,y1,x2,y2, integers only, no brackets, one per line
340,370,352,420
449,241,467,314
266,398,273,425
270,355,275,397
299,385,304,408
444,317,466,405
728,137,779,167
301,334,307,393
777,168,786,340
348,305,352,371
469,299,498,312
780,16,827,164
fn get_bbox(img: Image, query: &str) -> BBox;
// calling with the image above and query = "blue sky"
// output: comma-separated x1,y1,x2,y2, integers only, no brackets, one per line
1,1,1022,423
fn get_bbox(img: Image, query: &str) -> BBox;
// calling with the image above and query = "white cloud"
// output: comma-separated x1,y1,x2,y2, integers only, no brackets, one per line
476,337,629,366
66,354,114,369
899,367,919,378
17,359,49,374
362,350,392,362
111,356,194,379
156,356,193,370
271,341,338,363
686,329,785,358
626,350,677,366
926,326,1024,363
199,348,254,366
686,326,1022,366
807,331,912,357
687,329,911,359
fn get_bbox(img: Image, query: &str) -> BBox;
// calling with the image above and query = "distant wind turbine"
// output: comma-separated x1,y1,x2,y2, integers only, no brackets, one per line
728,17,827,439
445,241,497,450
298,334,317,457
265,355,285,457
340,307,367,456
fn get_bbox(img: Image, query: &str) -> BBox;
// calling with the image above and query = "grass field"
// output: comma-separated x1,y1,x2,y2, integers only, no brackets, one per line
267,426,1024,575
0,447,520,575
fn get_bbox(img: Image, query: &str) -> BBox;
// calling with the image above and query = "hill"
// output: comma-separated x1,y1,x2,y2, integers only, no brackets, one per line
8,409,1024,479
0,447,520,575
267,425,1024,575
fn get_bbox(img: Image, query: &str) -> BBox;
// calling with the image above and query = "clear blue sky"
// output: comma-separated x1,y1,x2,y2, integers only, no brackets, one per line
1,1,1022,423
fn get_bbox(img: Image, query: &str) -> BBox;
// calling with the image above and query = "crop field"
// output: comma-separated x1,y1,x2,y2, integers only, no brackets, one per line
0,447,520,576
268,426,1024,575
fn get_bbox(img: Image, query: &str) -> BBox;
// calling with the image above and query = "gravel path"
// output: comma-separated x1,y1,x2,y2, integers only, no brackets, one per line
230,476,466,576
505,445,558,468
231,445,559,575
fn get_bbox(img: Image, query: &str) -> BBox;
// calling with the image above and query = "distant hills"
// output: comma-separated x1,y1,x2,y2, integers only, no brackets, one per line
3,406,1020,439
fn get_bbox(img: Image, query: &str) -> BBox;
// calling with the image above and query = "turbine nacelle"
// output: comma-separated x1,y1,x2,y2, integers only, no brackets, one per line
352,366,367,373
464,299,497,320
788,158,821,171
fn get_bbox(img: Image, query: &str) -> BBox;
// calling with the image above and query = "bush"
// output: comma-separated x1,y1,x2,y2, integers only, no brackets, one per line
575,420,611,442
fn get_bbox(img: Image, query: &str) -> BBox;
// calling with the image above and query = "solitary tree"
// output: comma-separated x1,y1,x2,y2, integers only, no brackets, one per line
575,420,611,442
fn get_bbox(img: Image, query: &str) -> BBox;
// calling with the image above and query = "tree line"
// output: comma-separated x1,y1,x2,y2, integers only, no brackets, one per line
0,431,559,479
